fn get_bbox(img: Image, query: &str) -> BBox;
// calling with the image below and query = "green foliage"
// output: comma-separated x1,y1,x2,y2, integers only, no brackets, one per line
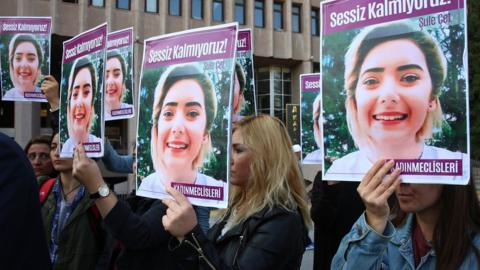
301,91,319,158
237,51,256,115
117,46,134,105
468,0,480,161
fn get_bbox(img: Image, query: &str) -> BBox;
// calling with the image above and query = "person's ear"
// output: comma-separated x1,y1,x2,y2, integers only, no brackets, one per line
427,97,437,112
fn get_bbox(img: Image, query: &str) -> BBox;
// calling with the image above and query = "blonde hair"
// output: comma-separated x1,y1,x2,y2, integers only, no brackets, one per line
344,21,446,147
228,114,311,228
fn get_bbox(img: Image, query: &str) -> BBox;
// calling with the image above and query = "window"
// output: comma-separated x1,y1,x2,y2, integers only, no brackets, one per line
192,0,203,19
169,0,181,16
212,0,223,22
292,4,301,33
311,8,319,36
273,2,283,31
255,66,292,122
116,0,130,10
235,0,245,25
145,0,158,13
90,0,104,6
254,0,264,28
62,0,78,3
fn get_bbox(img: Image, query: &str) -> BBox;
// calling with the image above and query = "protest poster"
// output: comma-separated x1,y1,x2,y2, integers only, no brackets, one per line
59,23,107,158
300,73,322,165
136,23,238,208
321,0,470,184
0,16,51,102
105,27,135,121
232,28,256,122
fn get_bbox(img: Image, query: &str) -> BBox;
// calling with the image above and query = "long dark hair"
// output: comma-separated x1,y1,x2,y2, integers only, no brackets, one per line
392,175,480,270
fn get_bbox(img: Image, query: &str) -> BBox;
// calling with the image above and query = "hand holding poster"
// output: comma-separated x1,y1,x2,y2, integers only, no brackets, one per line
321,0,469,184
0,17,51,102
300,73,322,165
59,23,107,158
136,23,238,208
105,27,135,121
233,29,256,123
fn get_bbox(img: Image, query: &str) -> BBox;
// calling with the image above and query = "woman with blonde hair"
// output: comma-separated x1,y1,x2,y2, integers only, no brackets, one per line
161,114,311,269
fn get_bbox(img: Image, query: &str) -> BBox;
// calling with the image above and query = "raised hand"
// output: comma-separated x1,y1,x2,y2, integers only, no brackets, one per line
357,160,401,234
162,186,198,241
73,143,104,194
40,75,59,110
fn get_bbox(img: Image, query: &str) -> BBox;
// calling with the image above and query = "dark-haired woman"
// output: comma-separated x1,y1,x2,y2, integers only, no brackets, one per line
332,160,480,270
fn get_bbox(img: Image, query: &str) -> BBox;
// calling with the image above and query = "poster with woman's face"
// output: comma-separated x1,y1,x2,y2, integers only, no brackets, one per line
321,0,470,184
300,73,322,165
233,28,256,122
0,17,51,102
105,27,135,121
59,23,107,158
136,23,238,208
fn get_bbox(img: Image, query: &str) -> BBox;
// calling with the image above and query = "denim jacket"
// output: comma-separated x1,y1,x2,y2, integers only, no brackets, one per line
332,213,480,270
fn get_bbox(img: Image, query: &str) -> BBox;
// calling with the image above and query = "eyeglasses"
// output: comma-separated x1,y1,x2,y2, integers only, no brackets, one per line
27,152,50,161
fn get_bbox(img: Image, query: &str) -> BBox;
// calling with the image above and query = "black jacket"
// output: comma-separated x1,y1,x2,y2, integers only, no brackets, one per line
310,171,364,270
171,206,308,270
0,132,52,270
104,199,175,269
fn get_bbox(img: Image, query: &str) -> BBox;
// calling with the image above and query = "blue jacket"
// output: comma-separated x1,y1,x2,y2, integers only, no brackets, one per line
332,213,480,270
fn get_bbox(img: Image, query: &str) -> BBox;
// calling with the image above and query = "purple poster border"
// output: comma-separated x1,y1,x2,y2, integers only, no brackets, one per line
237,29,252,52
107,27,133,50
322,0,464,35
143,23,237,69
0,17,51,34
63,23,107,64
301,73,321,93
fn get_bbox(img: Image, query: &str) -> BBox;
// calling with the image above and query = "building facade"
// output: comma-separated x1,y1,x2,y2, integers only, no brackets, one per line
0,0,320,152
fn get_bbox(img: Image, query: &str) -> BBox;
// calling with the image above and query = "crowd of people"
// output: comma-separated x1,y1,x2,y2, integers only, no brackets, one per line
2,21,479,270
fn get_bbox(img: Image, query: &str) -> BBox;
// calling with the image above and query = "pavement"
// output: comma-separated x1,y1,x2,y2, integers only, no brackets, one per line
301,247,314,270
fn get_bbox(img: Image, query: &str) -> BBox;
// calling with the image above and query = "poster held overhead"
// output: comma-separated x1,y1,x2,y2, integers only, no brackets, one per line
232,28,256,122
136,23,238,208
0,16,51,102
321,0,470,184
105,27,135,121
300,73,322,165
59,23,107,158
300,73,322,181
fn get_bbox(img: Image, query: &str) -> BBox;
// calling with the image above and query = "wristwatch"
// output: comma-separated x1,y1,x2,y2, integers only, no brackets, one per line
90,184,110,199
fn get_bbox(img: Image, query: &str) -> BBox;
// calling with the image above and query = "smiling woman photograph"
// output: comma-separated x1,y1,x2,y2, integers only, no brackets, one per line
104,50,134,120
61,56,102,155
137,63,224,203
323,21,469,183
3,34,45,101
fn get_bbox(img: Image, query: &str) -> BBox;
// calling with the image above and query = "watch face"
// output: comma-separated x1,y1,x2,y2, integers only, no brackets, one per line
99,185,109,197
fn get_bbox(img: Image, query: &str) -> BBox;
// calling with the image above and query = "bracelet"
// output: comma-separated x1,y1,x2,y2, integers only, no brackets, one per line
49,107,59,112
